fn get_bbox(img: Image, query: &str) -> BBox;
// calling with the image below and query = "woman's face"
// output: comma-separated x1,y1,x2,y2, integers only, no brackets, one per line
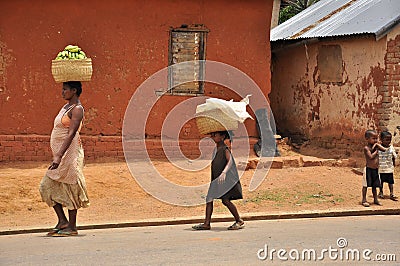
62,84,76,100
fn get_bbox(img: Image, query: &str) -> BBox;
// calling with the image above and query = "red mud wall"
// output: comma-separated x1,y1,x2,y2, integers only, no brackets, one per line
0,0,273,161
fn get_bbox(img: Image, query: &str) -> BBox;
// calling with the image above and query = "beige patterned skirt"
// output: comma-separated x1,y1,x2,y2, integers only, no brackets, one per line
39,149,89,210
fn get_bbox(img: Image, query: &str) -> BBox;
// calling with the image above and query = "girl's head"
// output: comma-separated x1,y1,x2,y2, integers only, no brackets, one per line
210,130,233,143
380,131,392,147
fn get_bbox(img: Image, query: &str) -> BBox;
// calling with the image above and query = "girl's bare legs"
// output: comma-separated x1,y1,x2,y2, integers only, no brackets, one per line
222,199,242,223
204,201,213,226
192,201,213,230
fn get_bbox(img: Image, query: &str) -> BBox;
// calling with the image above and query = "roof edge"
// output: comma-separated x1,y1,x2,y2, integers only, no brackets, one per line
375,14,400,41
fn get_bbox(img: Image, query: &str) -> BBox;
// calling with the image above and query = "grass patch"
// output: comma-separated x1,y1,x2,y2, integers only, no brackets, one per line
247,190,289,204
292,191,336,205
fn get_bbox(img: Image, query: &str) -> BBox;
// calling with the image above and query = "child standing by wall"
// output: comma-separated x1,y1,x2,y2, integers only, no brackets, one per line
362,130,385,207
378,131,398,201
192,131,244,230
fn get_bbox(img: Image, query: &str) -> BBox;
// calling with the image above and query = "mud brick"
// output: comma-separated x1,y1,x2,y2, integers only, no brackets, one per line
300,156,322,167
0,135,15,141
261,157,283,169
381,103,394,108
387,52,396,58
392,74,400,80
31,155,48,161
1,154,10,161
335,159,357,167
381,91,392,97
14,136,26,141
237,161,248,171
320,159,337,167
282,156,301,168
162,140,173,146
0,141,14,147
387,41,396,47
247,159,259,169
104,151,119,157
382,96,392,103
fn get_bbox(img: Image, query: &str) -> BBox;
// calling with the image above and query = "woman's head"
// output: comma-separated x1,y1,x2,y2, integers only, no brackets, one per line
62,81,82,97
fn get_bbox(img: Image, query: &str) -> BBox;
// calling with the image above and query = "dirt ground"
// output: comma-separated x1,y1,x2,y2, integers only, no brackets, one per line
0,145,399,232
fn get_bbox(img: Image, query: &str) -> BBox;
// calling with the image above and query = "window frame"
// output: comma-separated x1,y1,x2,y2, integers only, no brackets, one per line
166,25,209,96
317,44,343,85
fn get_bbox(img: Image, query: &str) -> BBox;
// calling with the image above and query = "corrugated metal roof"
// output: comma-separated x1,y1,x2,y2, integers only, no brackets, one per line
271,0,400,41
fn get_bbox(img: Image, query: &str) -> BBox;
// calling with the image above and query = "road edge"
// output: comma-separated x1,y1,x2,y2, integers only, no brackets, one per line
1,208,399,236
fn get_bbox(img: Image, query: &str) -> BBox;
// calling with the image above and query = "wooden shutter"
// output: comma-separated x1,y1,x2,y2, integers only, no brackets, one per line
168,26,208,94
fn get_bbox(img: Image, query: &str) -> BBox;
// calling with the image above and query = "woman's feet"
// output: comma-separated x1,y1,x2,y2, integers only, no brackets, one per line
46,222,69,236
52,227,78,237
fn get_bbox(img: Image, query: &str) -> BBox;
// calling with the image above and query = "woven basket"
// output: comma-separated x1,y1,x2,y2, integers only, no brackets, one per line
51,58,93,83
196,109,238,135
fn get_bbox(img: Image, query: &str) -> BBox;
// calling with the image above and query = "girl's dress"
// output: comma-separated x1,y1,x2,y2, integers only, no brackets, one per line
39,104,89,210
206,144,243,202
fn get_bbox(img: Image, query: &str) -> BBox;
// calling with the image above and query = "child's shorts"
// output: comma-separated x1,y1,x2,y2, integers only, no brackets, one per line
379,173,394,185
363,167,381,188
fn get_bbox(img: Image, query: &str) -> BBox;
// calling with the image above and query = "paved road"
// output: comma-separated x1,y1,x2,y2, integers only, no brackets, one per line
0,215,399,265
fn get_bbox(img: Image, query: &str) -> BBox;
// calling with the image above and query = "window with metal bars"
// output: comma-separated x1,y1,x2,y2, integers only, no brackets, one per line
167,25,208,95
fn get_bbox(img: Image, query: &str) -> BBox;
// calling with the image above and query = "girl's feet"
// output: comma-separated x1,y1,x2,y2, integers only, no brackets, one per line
228,219,244,230
192,224,211,230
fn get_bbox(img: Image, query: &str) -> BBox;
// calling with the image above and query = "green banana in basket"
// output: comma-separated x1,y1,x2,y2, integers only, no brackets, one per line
54,45,88,60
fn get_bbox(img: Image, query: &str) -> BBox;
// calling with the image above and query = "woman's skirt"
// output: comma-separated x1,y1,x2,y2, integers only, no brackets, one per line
39,173,89,210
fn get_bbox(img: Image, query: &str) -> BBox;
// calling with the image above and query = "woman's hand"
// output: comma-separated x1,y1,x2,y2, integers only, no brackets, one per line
48,155,62,170
218,172,226,184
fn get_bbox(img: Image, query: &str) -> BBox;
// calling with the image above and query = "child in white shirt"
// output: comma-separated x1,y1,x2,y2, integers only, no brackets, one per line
378,131,398,201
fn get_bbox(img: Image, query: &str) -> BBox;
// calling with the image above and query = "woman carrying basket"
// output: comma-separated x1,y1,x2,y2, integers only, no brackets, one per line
192,130,244,230
39,81,89,236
